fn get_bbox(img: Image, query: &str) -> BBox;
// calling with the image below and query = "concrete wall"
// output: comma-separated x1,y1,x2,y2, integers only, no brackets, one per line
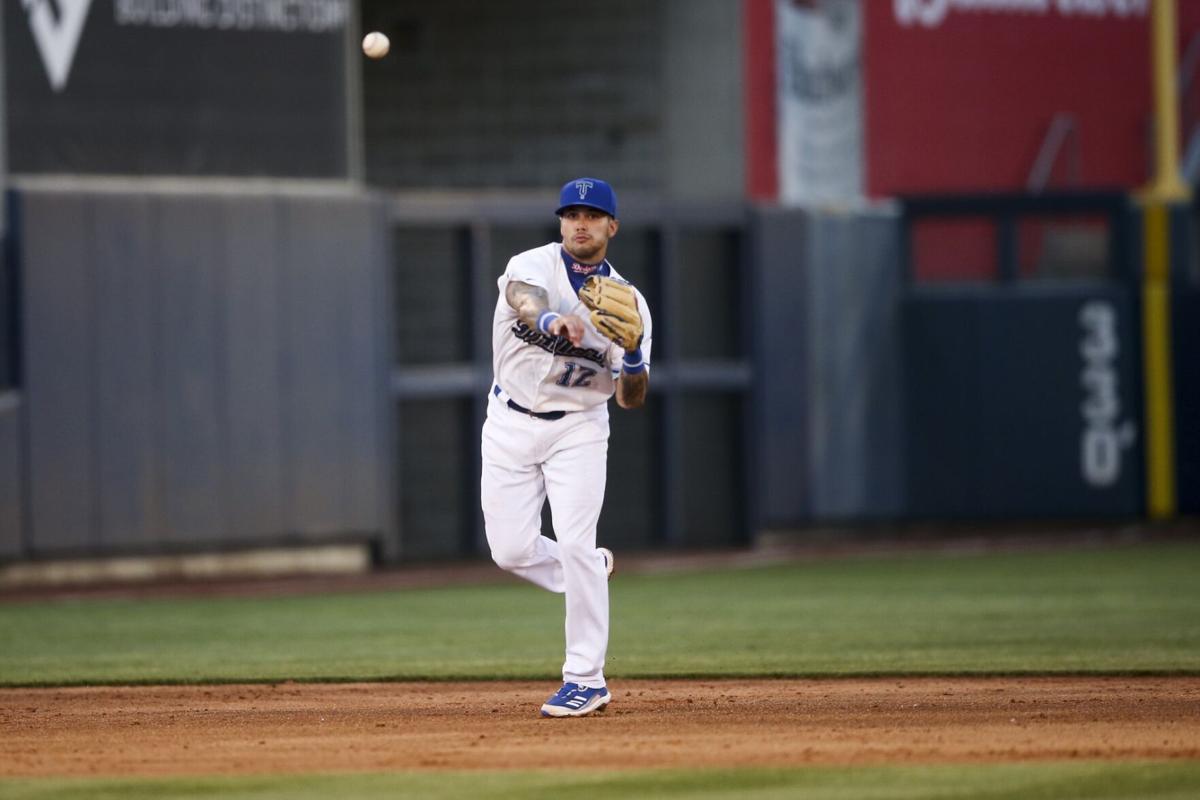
362,0,664,191
362,0,745,201
663,0,744,201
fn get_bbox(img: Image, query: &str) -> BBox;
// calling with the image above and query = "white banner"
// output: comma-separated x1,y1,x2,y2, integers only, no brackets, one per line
893,0,1148,29
776,0,864,207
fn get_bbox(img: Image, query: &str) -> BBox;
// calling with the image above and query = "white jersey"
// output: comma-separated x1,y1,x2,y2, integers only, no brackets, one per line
492,242,653,413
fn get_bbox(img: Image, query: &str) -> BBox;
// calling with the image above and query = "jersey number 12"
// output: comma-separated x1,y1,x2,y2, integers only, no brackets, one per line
557,361,597,388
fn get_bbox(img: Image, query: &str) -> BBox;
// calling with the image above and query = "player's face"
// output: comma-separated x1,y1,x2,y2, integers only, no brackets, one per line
560,207,619,263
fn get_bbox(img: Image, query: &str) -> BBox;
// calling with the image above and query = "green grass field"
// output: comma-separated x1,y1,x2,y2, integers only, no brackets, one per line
2,541,1198,685
2,540,1198,798
3,763,1200,800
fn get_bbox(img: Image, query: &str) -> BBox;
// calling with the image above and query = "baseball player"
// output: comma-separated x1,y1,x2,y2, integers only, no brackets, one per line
481,177,651,718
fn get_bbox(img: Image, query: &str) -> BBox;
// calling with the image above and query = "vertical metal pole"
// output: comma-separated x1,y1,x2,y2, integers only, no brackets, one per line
898,207,914,285
344,0,365,184
658,224,683,547
1148,0,1190,202
1141,202,1177,518
467,221,493,555
0,5,11,387
374,201,401,562
1140,0,1189,519
738,215,757,545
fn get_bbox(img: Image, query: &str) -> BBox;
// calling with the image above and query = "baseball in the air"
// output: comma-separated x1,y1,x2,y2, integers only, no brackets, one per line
362,31,390,59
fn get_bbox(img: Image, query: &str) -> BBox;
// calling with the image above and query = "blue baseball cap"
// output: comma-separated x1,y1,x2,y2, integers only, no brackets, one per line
556,177,617,218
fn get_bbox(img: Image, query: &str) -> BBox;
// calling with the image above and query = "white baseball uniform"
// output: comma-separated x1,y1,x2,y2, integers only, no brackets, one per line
481,241,652,689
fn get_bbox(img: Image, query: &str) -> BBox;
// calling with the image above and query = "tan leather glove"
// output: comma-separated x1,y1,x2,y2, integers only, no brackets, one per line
578,275,643,352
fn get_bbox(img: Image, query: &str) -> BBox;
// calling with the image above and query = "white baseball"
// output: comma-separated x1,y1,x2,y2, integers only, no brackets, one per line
362,31,390,59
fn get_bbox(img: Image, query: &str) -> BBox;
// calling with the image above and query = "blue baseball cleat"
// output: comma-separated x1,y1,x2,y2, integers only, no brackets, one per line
540,683,612,717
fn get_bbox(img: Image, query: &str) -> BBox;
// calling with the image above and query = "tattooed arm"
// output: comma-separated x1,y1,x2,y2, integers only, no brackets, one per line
505,280,585,346
505,281,549,328
615,368,648,409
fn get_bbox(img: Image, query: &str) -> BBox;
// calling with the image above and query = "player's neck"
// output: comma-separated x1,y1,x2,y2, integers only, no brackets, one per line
561,244,607,267
560,247,611,294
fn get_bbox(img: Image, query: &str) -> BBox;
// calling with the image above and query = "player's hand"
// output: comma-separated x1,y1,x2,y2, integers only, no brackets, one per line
548,314,586,346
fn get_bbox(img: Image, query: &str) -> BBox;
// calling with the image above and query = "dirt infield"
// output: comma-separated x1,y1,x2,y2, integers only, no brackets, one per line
2,677,1197,777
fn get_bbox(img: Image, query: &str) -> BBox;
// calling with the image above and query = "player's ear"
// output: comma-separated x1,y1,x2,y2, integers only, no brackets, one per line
608,217,619,237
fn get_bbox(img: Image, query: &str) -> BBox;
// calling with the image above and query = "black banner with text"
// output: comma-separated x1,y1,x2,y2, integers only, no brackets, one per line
903,287,1142,518
6,0,349,177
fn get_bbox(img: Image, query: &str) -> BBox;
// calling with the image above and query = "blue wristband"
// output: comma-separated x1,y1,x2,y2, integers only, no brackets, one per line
622,348,645,374
537,310,561,334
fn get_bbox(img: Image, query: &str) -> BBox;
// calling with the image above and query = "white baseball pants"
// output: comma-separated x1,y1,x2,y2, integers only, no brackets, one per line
480,390,610,688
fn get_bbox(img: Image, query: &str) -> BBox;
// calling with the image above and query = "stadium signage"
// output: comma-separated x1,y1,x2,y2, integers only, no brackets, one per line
7,0,350,176
21,0,94,92
113,0,348,32
1078,300,1136,489
23,1,349,94
894,0,1148,28
775,0,863,206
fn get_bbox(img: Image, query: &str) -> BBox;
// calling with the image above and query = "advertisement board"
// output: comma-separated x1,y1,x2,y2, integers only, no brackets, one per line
6,1,350,177
905,286,1142,517
775,0,863,207
865,0,1200,195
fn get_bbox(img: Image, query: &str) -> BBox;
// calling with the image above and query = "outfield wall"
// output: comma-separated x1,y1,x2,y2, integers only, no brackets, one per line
3,182,395,560
753,208,905,526
903,284,1142,518
1,186,1195,568
0,394,19,558
1172,283,1200,516
752,194,1199,528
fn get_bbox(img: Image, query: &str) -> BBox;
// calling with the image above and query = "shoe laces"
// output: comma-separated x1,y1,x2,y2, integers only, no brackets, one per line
553,683,585,700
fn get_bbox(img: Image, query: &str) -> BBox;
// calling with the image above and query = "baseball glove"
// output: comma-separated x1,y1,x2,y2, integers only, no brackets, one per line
579,275,643,351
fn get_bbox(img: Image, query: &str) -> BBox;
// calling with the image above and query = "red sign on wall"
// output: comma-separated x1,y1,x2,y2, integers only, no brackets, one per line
864,1,1200,196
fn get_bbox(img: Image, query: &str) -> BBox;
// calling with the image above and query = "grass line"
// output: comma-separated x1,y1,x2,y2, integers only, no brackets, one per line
4,668,1200,690
2,542,1197,686
3,762,1200,800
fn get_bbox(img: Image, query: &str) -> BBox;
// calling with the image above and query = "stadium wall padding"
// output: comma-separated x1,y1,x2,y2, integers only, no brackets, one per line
12,186,395,557
0,396,20,558
902,284,1142,518
1174,286,1200,514
754,207,906,526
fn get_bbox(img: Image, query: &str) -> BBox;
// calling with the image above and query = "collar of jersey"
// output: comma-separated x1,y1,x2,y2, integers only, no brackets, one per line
560,246,611,295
